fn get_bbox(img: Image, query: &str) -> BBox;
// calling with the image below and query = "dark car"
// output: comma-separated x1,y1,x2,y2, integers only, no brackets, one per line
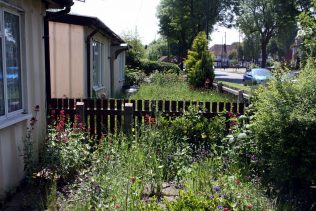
243,68,272,85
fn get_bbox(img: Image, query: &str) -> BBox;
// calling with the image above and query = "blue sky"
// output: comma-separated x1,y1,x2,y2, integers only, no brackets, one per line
71,0,242,46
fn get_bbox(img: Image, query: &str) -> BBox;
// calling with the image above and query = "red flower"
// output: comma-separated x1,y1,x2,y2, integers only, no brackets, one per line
246,204,253,209
51,109,56,115
236,179,241,186
50,115,55,123
62,137,69,143
114,204,121,209
223,208,229,211
144,114,150,125
227,111,234,118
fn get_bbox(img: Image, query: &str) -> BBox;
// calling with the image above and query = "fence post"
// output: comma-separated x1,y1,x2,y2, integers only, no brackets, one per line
217,82,223,93
124,103,134,134
76,102,85,124
238,90,244,103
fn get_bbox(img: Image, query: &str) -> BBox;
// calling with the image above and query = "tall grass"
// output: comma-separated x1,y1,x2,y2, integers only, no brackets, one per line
130,73,235,102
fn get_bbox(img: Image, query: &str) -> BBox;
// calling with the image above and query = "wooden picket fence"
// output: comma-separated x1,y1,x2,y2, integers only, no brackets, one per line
47,98,247,139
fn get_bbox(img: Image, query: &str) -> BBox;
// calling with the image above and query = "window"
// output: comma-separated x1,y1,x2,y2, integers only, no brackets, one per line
118,53,125,81
0,9,22,118
92,40,104,88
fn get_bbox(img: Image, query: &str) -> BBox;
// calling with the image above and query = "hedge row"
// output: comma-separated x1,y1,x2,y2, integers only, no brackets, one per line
139,59,181,75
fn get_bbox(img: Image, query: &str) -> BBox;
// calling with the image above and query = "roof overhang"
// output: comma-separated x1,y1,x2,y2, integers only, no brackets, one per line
48,13,126,45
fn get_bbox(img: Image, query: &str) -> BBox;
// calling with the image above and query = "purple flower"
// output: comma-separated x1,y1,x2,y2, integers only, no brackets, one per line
251,154,257,161
209,194,214,198
219,194,226,198
217,205,223,210
214,186,220,192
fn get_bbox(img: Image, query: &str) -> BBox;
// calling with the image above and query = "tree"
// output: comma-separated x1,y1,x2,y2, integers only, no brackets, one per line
242,33,261,63
237,0,296,67
157,0,238,65
121,31,145,68
298,0,316,63
185,32,214,88
145,38,178,61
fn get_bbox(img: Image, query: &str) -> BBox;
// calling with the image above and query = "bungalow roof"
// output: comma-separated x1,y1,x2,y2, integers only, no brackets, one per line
48,13,126,45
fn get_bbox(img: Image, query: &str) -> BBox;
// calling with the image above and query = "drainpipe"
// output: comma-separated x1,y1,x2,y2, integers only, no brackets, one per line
86,29,98,98
44,4,72,103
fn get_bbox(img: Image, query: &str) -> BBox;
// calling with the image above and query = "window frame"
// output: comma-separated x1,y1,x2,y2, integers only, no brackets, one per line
0,7,24,121
92,39,105,90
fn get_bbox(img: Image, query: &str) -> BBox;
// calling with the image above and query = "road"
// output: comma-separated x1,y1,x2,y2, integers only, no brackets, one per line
214,68,246,84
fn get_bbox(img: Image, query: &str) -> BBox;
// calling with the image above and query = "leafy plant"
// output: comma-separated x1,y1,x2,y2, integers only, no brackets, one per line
40,111,92,181
252,63,316,209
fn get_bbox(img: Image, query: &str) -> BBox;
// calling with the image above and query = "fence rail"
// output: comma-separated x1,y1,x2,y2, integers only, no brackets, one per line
48,98,247,139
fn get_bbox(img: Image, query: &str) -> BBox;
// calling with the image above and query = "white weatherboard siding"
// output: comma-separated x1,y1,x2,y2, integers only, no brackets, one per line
0,0,47,198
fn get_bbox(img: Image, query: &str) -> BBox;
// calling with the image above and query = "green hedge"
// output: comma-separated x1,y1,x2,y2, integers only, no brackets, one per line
140,59,181,75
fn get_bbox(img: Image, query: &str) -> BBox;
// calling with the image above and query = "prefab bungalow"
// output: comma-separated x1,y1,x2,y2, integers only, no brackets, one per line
48,14,128,99
0,0,73,200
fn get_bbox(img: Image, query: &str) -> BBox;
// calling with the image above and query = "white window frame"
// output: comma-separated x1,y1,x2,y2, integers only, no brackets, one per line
0,7,24,122
92,39,105,90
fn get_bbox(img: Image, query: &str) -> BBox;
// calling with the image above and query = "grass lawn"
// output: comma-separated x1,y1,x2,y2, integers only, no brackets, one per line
130,73,235,102
218,81,253,93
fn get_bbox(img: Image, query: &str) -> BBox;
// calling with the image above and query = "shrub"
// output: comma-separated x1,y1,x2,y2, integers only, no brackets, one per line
140,59,180,75
159,107,226,160
124,67,146,87
185,32,214,88
252,62,316,208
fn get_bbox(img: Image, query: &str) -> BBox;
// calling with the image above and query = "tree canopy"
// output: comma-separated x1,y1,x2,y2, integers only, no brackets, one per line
157,0,238,65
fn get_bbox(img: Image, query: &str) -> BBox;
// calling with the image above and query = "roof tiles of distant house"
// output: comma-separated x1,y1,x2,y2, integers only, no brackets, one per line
209,44,234,57
48,13,126,45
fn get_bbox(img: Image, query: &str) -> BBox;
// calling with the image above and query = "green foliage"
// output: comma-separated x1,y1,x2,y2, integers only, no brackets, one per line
251,63,316,208
130,72,233,102
145,38,169,61
298,0,316,62
122,31,146,68
41,111,92,181
124,67,146,87
237,0,297,67
157,0,237,62
161,106,226,153
167,158,272,210
185,32,214,88
140,59,181,75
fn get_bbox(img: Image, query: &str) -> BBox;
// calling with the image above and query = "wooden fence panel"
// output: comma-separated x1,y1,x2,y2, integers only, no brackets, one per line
96,99,102,139
110,99,115,134
47,98,247,139
117,99,123,133
102,99,108,135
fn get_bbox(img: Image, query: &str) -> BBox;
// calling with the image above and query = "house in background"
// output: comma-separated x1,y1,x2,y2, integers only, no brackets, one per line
0,0,73,200
48,14,128,99
209,44,235,67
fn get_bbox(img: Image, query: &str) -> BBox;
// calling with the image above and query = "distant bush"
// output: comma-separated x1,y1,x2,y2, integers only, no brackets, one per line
124,67,146,87
140,59,181,75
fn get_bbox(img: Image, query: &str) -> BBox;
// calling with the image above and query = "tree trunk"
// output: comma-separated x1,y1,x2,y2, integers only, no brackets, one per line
261,40,268,68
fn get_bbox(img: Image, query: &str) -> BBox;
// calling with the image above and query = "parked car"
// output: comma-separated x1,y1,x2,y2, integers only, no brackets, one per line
243,68,272,85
